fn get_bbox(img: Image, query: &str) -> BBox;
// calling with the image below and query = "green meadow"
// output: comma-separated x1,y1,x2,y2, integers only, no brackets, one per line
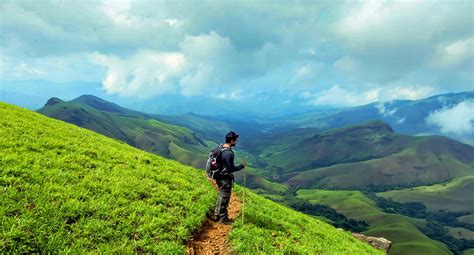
378,176,474,213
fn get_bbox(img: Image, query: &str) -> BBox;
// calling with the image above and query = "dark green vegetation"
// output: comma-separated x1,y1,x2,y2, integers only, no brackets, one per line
366,192,474,254
38,95,214,168
296,189,453,255
0,102,383,254
284,194,369,232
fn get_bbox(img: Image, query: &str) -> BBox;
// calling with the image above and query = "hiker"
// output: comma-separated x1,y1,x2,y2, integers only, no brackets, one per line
209,131,247,224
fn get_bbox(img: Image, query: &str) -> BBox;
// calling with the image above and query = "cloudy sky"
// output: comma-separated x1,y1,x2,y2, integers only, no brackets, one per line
1,0,473,109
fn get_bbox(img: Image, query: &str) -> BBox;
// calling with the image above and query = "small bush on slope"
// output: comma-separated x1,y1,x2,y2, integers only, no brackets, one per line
0,102,216,253
229,185,384,254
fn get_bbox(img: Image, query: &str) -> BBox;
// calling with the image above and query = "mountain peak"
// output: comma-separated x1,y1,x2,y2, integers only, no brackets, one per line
72,94,124,113
362,120,394,132
75,94,106,103
45,97,64,106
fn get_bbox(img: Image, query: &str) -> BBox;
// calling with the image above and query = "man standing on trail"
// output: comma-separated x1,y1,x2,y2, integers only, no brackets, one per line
209,131,247,224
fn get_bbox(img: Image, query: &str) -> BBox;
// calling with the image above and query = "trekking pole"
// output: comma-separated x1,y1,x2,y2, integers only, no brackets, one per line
242,167,246,224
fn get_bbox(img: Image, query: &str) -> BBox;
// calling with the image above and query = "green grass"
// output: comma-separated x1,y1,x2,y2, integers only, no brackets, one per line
447,227,474,240
463,248,474,255
1,102,216,253
229,185,384,254
459,214,474,224
378,176,474,213
296,189,451,255
1,102,383,254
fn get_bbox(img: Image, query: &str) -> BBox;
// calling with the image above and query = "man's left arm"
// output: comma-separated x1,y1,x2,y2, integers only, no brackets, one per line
227,152,244,173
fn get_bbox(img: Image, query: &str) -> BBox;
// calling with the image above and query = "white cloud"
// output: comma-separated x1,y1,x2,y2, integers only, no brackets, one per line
333,57,357,73
300,84,380,107
1,0,471,103
301,84,436,107
431,37,474,68
214,90,243,101
332,0,473,86
426,100,474,135
178,31,240,96
385,85,435,101
164,19,183,28
299,48,316,56
0,55,103,82
89,31,247,98
375,102,397,116
90,50,186,98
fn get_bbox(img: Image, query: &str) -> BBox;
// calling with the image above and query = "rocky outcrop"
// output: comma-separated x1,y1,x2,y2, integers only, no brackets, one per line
352,232,392,253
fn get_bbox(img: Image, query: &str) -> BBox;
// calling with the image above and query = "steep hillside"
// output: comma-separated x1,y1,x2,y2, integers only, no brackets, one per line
286,132,474,189
37,95,213,168
259,120,411,172
0,102,383,254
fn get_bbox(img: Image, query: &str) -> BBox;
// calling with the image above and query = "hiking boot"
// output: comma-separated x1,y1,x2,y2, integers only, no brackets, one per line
218,217,234,225
206,211,219,222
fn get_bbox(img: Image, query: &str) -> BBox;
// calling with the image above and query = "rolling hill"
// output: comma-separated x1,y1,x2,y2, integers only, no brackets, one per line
37,95,214,168
0,101,384,254
243,120,474,189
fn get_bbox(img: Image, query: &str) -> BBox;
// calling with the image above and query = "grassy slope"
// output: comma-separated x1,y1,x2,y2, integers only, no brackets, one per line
296,189,451,255
1,102,216,253
230,185,383,254
464,248,474,255
0,102,381,254
378,176,474,213
38,96,212,169
447,227,474,240
459,215,474,224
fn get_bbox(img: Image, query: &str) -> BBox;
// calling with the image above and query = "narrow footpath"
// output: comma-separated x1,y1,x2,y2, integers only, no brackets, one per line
186,174,242,255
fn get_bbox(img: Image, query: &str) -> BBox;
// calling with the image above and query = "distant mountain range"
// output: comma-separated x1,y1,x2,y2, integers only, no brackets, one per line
265,91,474,145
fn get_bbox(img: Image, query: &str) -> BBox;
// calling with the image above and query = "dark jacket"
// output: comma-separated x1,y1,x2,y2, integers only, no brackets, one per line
217,145,244,179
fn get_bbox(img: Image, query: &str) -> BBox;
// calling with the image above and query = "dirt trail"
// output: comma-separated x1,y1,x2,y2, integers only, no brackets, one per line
186,175,242,255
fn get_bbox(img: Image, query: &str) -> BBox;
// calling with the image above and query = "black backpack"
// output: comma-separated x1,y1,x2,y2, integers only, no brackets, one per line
206,144,231,179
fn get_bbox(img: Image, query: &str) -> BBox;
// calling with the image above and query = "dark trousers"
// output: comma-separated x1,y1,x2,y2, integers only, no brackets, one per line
214,177,233,219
